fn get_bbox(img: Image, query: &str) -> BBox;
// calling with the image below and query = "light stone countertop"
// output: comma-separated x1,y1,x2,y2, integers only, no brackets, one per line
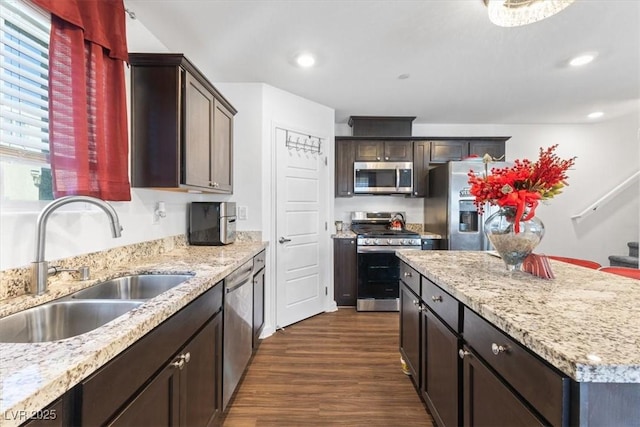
0,242,267,427
396,250,640,384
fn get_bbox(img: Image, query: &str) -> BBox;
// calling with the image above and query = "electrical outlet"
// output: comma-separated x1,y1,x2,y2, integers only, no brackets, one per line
238,206,248,220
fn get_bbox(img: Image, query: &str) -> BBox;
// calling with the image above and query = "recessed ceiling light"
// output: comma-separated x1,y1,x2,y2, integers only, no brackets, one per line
296,53,315,68
569,53,596,67
587,111,604,119
398,74,410,80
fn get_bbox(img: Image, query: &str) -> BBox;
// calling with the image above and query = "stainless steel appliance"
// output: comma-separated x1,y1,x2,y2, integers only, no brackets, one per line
354,161,413,194
351,211,422,312
223,259,253,410
188,201,236,245
424,160,511,250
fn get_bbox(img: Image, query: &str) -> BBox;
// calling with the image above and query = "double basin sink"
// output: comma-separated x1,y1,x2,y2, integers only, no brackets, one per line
0,274,194,343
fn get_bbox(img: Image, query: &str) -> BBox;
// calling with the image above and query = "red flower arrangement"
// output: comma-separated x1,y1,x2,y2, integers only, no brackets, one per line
467,145,576,232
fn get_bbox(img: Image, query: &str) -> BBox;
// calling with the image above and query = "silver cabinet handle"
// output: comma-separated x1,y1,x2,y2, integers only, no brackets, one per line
279,237,292,244
431,295,443,303
491,343,509,355
404,271,412,278
171,352,191,370
459,349,471,359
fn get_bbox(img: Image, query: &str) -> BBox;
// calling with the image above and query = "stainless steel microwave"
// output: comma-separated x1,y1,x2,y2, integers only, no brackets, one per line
354,161,413,194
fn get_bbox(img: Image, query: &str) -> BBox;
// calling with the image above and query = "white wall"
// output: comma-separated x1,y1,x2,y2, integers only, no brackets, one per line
333,114,639,266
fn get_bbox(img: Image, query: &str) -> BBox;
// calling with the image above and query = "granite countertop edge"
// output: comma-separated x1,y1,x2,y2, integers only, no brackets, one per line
396,250,640,384
0,242,267,426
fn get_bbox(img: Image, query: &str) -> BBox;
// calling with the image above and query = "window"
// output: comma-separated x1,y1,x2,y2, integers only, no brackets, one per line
0,0,52,201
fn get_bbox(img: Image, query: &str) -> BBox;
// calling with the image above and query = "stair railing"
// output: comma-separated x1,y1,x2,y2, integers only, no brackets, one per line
571,171,640,220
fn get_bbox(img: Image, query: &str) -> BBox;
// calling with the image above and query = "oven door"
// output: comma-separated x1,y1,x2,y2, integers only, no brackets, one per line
354,162,413,194
356,248,401,311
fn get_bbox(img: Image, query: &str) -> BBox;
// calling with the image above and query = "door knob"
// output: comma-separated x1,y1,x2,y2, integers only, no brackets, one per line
279,237,292,244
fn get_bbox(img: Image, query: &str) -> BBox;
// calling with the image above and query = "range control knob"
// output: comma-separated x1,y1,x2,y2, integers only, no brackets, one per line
388,239,393,245
374,239,380,245
366,239,373,245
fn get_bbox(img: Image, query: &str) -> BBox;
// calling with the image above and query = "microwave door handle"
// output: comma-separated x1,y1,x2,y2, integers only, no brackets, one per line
396,167,400,190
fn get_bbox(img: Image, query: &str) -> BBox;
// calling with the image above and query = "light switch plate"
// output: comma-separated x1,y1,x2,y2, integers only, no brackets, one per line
238,206,248,220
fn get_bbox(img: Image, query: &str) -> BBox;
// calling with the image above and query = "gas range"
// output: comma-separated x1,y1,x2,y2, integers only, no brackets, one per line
351,212,421,250
351,211,421,312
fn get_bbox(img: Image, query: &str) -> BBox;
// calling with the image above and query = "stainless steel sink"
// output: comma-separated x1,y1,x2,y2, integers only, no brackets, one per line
71,274,194,300
0,300,142,343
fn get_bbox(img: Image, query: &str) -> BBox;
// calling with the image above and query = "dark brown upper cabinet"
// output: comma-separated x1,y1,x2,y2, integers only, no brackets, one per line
429,138,508,164
354,140,413,162
335,138,355,197
412,140,430,197
130,53,236,194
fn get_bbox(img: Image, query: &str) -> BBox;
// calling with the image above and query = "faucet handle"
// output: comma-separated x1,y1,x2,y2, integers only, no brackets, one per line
77,266,90,281
50,265,91,281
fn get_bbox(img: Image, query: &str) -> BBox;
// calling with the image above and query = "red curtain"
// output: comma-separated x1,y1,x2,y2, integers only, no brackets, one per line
31,0,131,201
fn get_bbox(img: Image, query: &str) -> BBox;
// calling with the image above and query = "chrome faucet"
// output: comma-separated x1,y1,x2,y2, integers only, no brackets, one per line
31,195,123,295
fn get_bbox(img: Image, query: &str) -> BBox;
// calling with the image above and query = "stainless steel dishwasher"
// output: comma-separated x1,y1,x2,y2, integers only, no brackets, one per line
223,259,254,410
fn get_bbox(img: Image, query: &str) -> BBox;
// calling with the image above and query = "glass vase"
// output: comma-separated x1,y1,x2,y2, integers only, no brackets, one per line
484,207,545,271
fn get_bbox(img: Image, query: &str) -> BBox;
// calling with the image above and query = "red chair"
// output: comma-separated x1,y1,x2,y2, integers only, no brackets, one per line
546,256,601,270
598,266,640,280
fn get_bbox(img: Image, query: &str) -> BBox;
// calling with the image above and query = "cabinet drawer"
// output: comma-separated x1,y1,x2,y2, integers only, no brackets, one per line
422,278,459,332
400,262,420,295
463,308,569,426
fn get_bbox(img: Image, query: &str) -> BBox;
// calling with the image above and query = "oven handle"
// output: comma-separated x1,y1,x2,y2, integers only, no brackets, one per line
357,246,422,254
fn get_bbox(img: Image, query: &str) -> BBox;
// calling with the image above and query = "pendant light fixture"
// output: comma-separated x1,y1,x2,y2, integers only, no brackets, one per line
483,0,575,27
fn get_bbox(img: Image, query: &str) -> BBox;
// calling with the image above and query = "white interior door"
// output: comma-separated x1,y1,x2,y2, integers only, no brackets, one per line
275,127,327,328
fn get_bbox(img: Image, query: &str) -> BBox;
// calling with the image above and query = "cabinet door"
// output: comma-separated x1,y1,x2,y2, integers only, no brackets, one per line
333,239,357,306
335,139,355,197
430,140,469,163
384,140,413,161
253,268,265,349
413,140,429,197
108,362,180,427
469,140,505,161
422,310,460,427
184,72,215,189
399,282,421,385
462,346,545,427
354,140,384,161
22,395,71,427
211,99,233,193
183,315,222,427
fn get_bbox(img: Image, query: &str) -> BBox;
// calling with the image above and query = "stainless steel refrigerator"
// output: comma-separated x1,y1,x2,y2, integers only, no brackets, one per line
424,160,512,250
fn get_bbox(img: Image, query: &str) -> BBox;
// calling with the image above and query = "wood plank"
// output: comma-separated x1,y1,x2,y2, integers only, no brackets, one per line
222,308,434,426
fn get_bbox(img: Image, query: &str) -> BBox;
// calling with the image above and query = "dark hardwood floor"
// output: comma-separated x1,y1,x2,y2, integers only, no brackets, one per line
221,308,435,426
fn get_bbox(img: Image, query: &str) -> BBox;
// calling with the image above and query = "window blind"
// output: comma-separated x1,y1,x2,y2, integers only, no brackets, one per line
0,0,50,164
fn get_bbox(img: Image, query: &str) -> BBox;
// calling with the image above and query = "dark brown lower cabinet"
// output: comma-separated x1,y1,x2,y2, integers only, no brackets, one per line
333,238,357,306
461,345,544,426
108,309,222,427
421,310,460,427
108,362,180,426
253,253,265,350
399,282,421,385
80,282,223,427
21,395,72,427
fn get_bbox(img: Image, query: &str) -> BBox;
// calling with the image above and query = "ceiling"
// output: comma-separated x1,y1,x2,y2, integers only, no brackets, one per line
125,0,640,125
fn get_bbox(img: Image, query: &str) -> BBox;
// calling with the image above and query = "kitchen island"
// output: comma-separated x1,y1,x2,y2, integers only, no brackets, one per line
0,241,266,427
397,250,640,426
